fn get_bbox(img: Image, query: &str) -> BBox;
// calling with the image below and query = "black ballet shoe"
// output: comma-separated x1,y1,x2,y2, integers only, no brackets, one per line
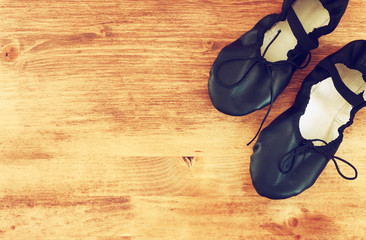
208,0,349,117
250,40,366,199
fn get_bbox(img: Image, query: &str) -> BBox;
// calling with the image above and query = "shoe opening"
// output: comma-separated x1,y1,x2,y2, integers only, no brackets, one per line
261,0,330,62
299,63,366,145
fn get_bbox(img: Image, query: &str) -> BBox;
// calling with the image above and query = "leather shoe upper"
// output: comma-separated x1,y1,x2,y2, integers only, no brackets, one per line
208,0,349,116
250,40,366,199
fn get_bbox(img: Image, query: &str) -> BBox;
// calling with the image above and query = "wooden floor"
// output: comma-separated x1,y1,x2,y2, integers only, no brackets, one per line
1,0,366,239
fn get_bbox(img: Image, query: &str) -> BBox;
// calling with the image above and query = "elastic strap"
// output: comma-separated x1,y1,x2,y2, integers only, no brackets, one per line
318,60,365,107
287,7,318,52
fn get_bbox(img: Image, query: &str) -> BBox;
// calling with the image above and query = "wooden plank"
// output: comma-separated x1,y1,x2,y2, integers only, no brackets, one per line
0,195,365,239
1,0,366,239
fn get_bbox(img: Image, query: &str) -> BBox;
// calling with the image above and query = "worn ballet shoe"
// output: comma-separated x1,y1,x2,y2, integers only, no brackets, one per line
208,0,349,116
250,40,366,199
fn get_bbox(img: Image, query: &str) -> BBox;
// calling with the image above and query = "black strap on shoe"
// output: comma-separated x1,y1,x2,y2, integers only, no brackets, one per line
280,139,358,180
318,60,365,107
287,7,318,53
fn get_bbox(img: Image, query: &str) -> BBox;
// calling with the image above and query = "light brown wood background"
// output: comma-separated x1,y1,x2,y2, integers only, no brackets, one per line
1,0,366,239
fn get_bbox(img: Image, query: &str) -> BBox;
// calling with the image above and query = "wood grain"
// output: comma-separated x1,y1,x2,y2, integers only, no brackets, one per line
1,0,366,239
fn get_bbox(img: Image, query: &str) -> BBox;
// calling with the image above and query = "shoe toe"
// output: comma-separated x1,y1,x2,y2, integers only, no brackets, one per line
250,141,292,199
208,59,272,116
250,138,328,199
250,147,303,199
208,74,253,116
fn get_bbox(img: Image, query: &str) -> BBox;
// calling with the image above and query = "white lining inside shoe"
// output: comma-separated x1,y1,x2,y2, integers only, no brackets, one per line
299,64,366,145
261,0,330,62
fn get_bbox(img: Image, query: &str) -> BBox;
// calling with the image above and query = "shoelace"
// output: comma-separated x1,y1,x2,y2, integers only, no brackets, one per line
280,139,358,180
213,30,312,145
246,30,312,146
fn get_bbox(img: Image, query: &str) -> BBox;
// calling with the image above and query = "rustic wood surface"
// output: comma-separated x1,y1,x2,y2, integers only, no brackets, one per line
1,0,366,239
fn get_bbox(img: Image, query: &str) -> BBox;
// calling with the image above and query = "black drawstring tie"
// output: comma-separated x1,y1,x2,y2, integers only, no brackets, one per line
246,30,312,146
280,139,358,180
213,30,312,146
